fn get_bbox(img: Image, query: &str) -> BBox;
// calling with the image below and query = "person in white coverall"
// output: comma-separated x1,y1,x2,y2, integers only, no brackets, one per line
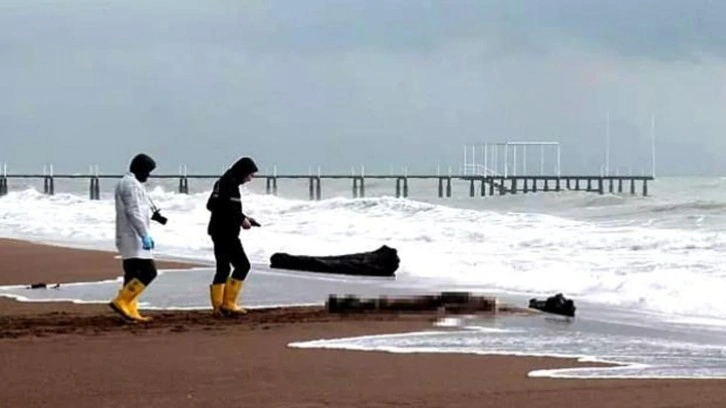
109,153,159,322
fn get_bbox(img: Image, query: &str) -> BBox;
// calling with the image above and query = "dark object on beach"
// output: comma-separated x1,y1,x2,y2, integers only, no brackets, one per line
269,245,400,277
28,283,61,290
529,293,576,317
327,292,496,314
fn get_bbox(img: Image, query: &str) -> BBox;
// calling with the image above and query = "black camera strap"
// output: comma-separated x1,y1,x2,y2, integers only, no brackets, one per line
147,196,160,213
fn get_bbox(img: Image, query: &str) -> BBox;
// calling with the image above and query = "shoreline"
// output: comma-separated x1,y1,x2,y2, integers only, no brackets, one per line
1,238,726,407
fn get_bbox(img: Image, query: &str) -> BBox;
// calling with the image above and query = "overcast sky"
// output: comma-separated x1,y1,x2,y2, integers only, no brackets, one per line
2,0,725,175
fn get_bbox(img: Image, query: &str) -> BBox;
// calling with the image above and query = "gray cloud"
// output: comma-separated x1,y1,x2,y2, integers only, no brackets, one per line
1,1,725,175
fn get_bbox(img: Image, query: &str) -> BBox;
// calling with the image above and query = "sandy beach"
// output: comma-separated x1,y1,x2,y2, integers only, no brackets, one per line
0,238,724,408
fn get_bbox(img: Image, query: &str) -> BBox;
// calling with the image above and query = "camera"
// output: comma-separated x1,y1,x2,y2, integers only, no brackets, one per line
151,209,168,225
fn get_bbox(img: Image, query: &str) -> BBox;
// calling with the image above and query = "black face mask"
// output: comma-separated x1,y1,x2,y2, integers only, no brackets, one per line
129,154,156,183
135,171,151,183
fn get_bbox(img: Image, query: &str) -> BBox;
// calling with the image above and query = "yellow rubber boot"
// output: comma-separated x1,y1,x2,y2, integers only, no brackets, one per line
220,278,247,315
210,284,225,316
128,298,152,322
109,278,148,322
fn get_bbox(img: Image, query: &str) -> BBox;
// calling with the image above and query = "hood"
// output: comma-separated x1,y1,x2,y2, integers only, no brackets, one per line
129,154,156,182
226,157,258,184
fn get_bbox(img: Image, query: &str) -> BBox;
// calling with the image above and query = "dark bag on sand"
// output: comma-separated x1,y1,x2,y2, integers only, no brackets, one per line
269,245,400,277
529,293,576,317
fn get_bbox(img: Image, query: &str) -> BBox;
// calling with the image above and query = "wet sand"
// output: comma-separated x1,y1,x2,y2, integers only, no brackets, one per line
1,238,724,408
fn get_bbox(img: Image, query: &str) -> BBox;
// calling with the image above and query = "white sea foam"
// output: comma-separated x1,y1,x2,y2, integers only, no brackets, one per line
2,184,726,324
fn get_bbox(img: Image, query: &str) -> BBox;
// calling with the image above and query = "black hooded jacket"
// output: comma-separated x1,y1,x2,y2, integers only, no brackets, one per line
206,157,258,237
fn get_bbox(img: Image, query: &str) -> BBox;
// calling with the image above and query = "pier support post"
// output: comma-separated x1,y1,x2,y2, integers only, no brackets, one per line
609,178,614,194
556,178,561,192
43,176,55,195
396,178,401,198
544,179,550,192
480,178,486,197
587,178,592,192
0,164,7,196
575,179,580,191
499,178,506,195
309,177,314,201
178,177,189,194
95,177,101,200
43,164,55,195
403,177,409,198
533,178,538,193
598,178,604,195
315,177,321,200
469,179,475,197
178,165,189,194
89,177,96,200
266,177,272,194
630,179,636,195
272,177,278,195
489,178,495,196
510,178,518,194
446,177,452,198
566,178,571,190
352,178,358,198
359,177,365,198
618,179,623,193
523,178,529,194
643,180,648,197
438,178,443,198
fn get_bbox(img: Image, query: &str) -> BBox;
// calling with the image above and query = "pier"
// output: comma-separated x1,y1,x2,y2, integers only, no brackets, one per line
0,141,655,200
0,171,653,200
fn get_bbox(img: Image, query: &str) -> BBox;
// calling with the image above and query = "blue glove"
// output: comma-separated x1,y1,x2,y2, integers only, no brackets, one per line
142,235,155,250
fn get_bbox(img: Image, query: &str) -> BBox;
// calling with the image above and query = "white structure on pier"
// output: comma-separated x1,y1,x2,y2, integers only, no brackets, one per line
462,142,561,178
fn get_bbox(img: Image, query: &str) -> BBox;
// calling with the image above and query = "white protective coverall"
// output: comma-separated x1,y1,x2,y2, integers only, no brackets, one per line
115,173,153,260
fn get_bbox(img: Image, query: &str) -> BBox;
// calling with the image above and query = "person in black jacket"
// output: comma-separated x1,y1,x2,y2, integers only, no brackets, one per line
206,157,260,315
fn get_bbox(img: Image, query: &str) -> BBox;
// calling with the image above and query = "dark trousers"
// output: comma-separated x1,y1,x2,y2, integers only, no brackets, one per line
212,236,251,284
122,259,158,286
